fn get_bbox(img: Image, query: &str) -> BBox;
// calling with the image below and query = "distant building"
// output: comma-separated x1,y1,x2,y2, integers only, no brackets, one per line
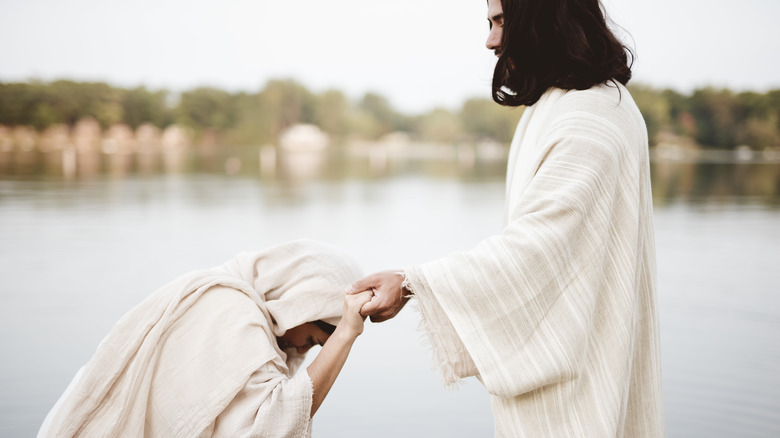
13,126,38,152
161,125,191,149
278,124,329,152
103,124,135,154
40,124,70,153
73,118,102,153
136,124,162,150
0,125,13,152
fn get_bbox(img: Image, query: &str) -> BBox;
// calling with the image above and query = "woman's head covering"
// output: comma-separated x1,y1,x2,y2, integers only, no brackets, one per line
235,239,364,336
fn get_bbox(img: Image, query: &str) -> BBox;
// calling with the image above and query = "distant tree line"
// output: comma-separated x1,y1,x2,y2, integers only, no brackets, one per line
0,80,523,147
630,85,780,149
1,79,778,149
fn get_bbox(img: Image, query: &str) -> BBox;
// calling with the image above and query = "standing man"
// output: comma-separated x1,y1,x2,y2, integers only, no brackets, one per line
348,0,664,436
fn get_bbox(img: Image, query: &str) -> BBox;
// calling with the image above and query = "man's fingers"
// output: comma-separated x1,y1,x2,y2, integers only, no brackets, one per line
348,291,374,311
355,291,374,306
346,274,378,294
358,289,395,316
359,298,380,317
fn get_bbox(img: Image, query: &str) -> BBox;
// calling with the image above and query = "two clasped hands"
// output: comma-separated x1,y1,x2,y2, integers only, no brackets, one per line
346,270,412,322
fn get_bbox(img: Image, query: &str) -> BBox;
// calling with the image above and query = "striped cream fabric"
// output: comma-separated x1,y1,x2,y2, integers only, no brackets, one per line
408,83,664,437
39,240,363,438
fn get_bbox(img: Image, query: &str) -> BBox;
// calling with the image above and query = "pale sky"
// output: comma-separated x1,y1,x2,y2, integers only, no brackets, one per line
1,0,778,113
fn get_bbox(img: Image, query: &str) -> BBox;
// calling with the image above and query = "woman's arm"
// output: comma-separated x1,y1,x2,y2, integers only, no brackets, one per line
305,290,373,417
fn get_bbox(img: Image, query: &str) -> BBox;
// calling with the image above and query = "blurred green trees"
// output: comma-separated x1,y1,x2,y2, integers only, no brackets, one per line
460,98,522,143
123,86,172,129
629,85,780,149
0,80,124,129
1,79,778,149
177,87,237,133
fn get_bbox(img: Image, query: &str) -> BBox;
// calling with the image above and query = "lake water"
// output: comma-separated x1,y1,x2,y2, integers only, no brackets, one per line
0,148,778,437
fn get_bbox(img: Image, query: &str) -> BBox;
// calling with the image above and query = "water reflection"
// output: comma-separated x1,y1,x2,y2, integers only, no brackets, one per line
651,160,780,207
2,146,780,207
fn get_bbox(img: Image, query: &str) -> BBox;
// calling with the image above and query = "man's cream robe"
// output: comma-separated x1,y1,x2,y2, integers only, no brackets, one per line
408,83,665,437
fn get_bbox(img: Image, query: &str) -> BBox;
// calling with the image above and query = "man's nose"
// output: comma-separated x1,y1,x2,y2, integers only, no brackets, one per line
486,27,502,52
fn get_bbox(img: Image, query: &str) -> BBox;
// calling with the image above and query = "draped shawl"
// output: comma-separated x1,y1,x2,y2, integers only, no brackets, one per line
39,240,363,438
408,84,664,437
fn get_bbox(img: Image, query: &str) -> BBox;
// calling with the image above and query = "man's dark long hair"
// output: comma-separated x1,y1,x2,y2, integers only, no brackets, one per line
492,0,633,107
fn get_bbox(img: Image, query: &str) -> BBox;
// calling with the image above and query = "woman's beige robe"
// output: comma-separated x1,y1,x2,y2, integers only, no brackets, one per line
39,240,363,438
408,84,665,437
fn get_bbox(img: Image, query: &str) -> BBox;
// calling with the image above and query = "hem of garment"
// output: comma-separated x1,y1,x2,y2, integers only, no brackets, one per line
406,265,468,389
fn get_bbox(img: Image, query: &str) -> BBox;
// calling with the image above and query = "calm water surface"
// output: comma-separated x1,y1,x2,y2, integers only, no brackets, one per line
0,150,778,437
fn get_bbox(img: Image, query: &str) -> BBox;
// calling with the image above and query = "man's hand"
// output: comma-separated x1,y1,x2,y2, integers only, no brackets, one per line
346,270,410,322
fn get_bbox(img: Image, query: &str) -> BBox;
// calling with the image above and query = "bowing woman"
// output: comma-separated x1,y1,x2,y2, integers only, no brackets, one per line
39,240,371,438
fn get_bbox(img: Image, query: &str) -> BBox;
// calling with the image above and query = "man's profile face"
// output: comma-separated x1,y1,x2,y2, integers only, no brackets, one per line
486,0,504,56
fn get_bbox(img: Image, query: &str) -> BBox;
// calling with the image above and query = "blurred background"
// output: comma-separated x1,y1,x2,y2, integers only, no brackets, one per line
1,0,778,437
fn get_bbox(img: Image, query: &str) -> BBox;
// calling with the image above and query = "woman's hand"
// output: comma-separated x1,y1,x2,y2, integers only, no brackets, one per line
340,290,373,337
